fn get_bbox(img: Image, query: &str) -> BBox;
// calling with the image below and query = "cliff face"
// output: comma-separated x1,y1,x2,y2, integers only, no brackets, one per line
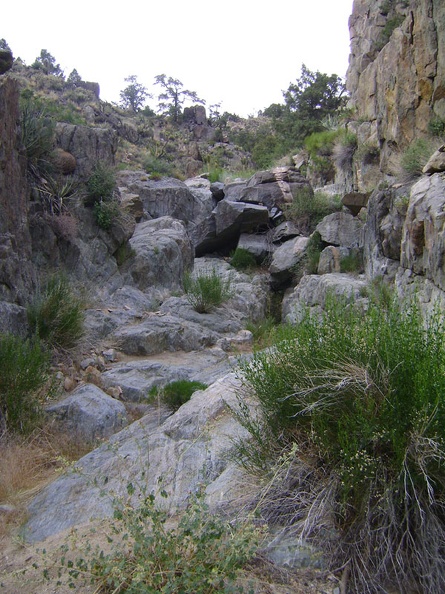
347,0,445,175
0,77,35,305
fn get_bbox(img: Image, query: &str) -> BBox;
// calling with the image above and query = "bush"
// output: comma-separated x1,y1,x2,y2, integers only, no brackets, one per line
234,295,445,592
183,269,233,313
52,488,260,593
143,154,174,178
157,380,208,411
285,188,341,233
85,162,116,205
93,199,119,230
230,248,258,271
20,91,55,178
305,230,324,273
27,275,84,350
400,138,437,177
0,334,50,434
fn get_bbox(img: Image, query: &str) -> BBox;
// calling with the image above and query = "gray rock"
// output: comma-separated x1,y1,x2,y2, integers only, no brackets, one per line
316,212,364,248
46,384,128,442
318,246,354,275
24,374,252,543
269,236,309,286
423,145,445,174
124,217,193,291
237,233,274,263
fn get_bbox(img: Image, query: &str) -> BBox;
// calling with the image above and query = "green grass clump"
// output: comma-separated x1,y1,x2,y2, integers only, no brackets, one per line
52,488,260,593
85,162,116,204
183,269,233,313
230,248,258,271
27,275,84,350
285,188,341,233
234,295,445,592
400,138,437,177
159,380,208,412
0,334,50,434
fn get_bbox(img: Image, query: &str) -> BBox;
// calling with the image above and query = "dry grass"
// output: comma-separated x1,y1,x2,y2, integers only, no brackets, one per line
0,426,97,542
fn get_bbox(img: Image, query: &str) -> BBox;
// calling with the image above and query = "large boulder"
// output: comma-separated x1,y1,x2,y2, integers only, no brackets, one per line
46,384,128,441
241,167,311,209
56,123,117,179
316,212,364,248
23,373,251,543
123,217,193,291
401,173,445,292
282,273,367,324
269,236,309,286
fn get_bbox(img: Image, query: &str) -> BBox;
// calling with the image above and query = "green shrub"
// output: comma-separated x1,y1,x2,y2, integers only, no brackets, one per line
27,275,84,350
86,162,116,205
143,154,174,178
339,250,363,273
93,199,119,230
0,334,50,434
230,248,258,271
20,91,55,178
305,230,324,273
52,488,260,593
183,269,233,313
285,188,341,233
400,138,437,177
159,380,208,411
234,296,445,592
428,117,445,137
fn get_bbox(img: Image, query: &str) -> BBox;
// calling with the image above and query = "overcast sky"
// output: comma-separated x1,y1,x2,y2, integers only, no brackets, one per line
3,0,354,117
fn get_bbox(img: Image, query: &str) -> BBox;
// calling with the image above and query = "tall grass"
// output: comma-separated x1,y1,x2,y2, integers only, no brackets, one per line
234,294,445,592
183,269,233,313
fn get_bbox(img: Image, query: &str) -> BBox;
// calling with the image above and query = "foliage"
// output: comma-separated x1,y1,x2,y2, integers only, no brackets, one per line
120,75,151,112
183,269,233,313
0,334,50,434
93,199,120,230
155,380,208,412
37,175,79,216
234,295,445,592
27,275,84,350
20,90,56,178
0,38,11,51
400,137,437,177
230,248,258,271
284,188,341,233
340,250,363,273
86,162,116,204
66,68,82,86
375,14,405,51
266,64,347,154
52,487,260,593
428,116,445,137
155,74,205,122
143,154,174,178
31,49,64,77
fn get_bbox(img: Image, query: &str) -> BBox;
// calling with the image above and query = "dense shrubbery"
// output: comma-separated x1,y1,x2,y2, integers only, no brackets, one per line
20,91,55,178
27,275,84,350
235,295,445,592
152,380,208,412
230,248,258,271
85,162,121,229
284,188,342,233
0,335,51,434
183,269,233,313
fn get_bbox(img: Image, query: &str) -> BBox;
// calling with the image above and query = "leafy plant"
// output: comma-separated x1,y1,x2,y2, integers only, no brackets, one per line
85,162,116,205
20,91,55,178
154,380,208,411
27,275,84,350
234,295,445,592
93,199,120,230
230,248,258,271
52,487,260,593
339,249,363,273
284,188,341,233
305,230,324,273
183,269,233,313
0,334,50,434
400,137,437,177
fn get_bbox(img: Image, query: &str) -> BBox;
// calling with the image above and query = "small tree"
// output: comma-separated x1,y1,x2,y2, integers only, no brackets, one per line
67,68,82,87
0,39,11,51
119,75,151,112
154,74,205,122
31,49,64,77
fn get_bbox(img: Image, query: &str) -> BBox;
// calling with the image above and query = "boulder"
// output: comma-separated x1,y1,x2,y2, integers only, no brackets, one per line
237,233,273,263
423,145,445,174
56,123,117,179
282,273,367,324
316,211,364,248
241,167,311,209
342,191,370,215
123,217,193,291
49,148,76,175
269,236,309,286
401,173,445,292
46,384,128,442
318,245,352,275
24,373,252,543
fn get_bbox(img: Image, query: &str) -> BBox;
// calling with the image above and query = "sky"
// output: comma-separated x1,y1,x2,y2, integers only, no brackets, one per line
2,0,354,117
